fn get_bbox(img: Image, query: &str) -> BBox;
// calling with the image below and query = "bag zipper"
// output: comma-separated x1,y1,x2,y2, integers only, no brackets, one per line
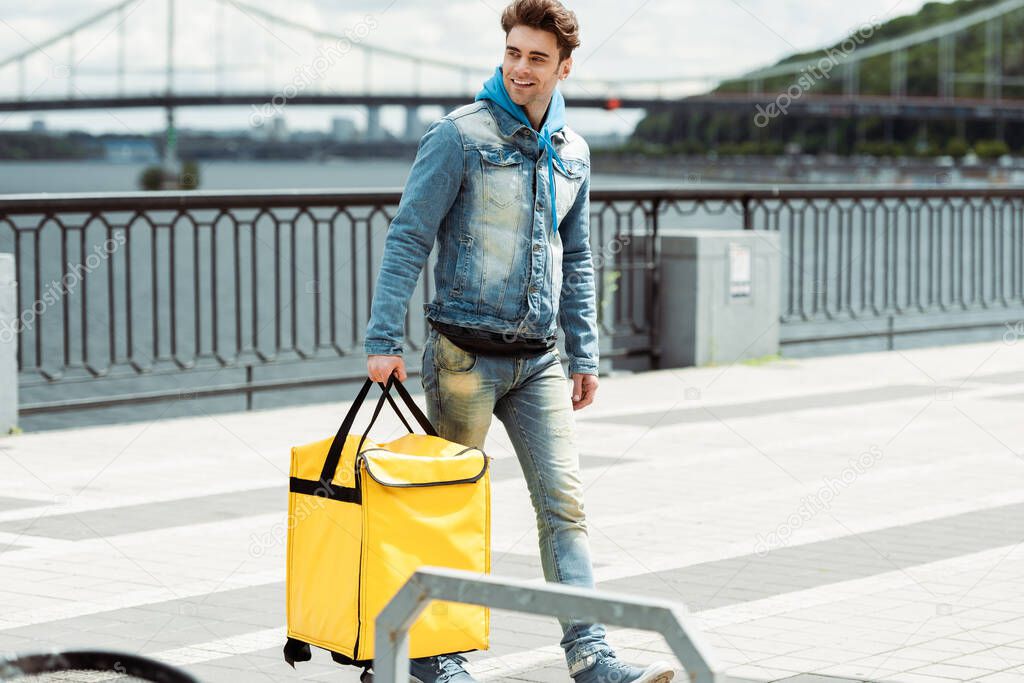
355,446,489,488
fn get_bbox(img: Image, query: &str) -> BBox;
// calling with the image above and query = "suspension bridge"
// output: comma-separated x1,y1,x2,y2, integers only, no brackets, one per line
2,0,1023,161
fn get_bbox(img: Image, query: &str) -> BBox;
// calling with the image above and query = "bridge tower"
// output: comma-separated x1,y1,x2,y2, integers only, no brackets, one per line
366,106,384,141
403,106,423,142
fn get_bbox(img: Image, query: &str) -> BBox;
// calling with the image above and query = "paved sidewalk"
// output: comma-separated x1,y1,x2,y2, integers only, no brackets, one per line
1,339,1024,682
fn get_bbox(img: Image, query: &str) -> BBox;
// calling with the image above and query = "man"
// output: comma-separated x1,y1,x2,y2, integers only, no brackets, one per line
365,2,675,682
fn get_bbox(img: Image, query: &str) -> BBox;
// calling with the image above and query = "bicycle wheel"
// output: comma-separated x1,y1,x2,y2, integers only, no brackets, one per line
0,650,200,682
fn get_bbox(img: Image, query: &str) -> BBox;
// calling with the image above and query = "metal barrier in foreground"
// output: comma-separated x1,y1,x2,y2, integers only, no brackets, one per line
373,566,721,683
0,649,201,681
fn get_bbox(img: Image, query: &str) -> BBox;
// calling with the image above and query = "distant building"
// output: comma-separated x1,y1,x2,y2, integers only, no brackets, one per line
331,116,357,142
101,138,160,163
250,114,289,142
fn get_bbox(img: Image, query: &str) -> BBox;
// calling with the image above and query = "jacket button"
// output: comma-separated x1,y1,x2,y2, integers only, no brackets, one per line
533,244,541,253
529,285,538,293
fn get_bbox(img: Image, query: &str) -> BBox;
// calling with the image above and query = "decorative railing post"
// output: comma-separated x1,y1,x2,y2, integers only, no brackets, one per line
0,253,16,435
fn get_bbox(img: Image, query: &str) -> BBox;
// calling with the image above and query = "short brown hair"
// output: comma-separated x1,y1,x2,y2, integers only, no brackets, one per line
500,0,581,62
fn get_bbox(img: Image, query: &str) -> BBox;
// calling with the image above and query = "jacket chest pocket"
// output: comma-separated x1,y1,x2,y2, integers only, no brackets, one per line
479,147,524,209
553,157,586,223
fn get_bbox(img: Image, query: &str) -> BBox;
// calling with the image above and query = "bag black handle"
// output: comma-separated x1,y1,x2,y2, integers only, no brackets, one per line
383,388,415,434
319,373,438,485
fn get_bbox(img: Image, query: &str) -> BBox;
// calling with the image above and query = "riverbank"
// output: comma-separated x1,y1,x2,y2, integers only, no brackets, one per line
592,152,1024,185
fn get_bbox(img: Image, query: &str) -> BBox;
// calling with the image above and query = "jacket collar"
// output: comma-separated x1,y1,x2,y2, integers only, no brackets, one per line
482,98,567,144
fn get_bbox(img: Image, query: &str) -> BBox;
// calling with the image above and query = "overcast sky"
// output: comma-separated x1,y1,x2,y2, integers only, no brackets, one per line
0,0,930,136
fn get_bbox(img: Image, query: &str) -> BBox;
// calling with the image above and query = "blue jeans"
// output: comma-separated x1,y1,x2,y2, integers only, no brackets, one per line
420,325,608,675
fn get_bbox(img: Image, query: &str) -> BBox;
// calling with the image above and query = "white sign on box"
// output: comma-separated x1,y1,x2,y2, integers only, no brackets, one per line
729,242,751,299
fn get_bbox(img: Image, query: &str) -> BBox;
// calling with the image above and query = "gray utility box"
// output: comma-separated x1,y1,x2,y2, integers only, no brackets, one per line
0,253,16,434
657,230,780,368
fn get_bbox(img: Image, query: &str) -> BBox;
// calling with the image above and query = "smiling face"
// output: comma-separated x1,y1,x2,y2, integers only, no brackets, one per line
502,24,572,128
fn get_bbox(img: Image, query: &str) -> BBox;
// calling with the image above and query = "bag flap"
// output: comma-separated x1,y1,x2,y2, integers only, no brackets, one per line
359,436,488,487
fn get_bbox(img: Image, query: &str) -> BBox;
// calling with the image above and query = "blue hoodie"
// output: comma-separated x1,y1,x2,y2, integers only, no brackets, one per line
474,65,569,237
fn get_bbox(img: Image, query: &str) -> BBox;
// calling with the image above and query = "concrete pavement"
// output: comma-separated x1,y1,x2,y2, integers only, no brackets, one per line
1,338,1024,682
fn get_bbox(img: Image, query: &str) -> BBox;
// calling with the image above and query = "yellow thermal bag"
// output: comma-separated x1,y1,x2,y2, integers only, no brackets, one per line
283,375,491,672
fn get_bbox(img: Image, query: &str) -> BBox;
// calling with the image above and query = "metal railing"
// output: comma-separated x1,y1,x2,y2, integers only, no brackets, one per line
373,566,720,683
1,186,1022,418
741,187,1024,350
0,188,658,417
639,186,1024,350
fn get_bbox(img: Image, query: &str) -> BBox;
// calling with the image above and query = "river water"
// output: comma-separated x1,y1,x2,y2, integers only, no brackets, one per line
0,159,691,194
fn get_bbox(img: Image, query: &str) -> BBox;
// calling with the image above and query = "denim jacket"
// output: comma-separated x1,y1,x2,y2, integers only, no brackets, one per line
364,97,599,375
